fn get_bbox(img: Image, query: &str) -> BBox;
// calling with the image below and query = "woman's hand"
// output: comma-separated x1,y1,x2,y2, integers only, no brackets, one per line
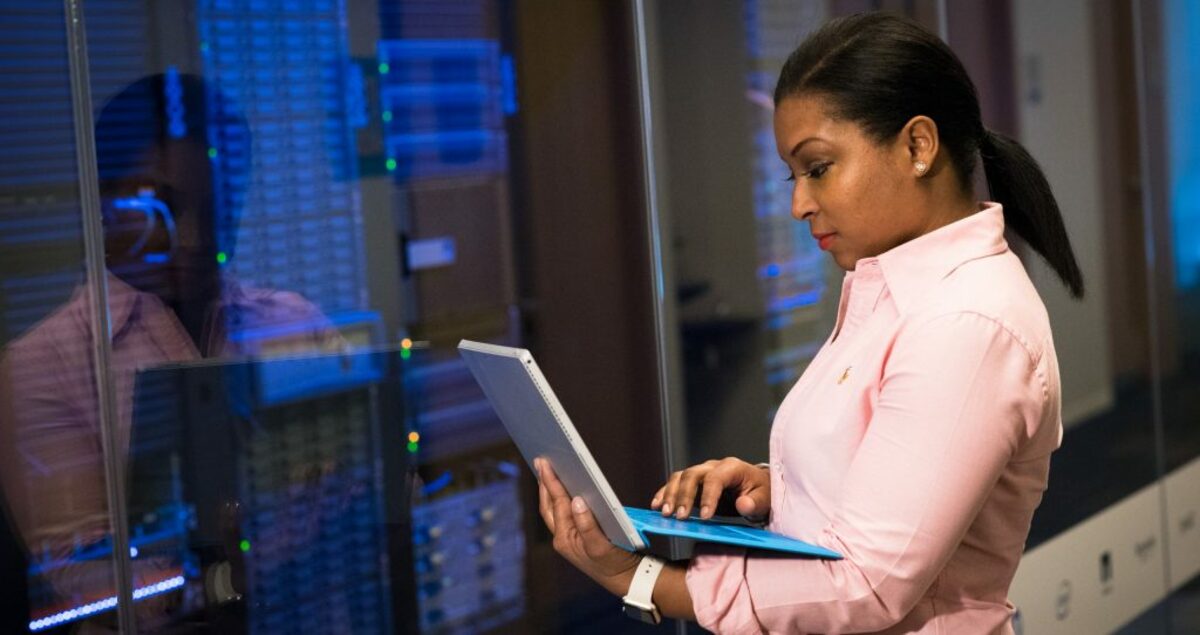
535,458,641,596
652,457,770,521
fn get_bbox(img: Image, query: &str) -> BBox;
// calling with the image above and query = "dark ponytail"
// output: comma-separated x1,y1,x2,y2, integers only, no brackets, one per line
979,129,1084,297
775,12,1085,299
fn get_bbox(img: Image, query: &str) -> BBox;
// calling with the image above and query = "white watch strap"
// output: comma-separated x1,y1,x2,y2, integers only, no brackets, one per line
623,555,666,609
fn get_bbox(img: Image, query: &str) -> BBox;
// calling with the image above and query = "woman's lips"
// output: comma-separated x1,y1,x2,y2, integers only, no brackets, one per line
815,232,836,251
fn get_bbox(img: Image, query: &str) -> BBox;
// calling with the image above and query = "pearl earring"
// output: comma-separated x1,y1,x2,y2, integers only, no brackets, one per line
914,160,928,175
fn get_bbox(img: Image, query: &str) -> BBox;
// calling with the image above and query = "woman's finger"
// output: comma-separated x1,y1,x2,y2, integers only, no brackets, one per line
535,458,556,532
549,483,578,552
571,496,614,560
539,482,555,533
698,470,730,519
676,468,700,518
537,468,556,533
540,458,571,500
659,470,684,515
735,493,769,521
698,459,750,518
650,484,666,509
673,466,711,519
539,460,581,543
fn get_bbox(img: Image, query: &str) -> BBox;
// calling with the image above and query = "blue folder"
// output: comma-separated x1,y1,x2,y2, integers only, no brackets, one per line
623,507,841,558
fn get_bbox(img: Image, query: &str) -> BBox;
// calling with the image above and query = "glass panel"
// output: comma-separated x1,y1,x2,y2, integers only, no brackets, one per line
948,0,1162,549
0,2,123,632
951,2,1169,631
1098,0,1200,625
1156,0,1200,630
651,0,832,468
650,0,937,469
1159,0,1200,479
650,1,1171,633
71,1,663,633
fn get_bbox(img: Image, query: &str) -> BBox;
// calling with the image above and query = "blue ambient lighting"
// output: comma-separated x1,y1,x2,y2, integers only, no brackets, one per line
29,576,186,631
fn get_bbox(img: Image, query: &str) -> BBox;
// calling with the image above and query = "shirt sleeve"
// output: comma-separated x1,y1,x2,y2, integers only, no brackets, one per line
0,336,111,550
685,311,1050,634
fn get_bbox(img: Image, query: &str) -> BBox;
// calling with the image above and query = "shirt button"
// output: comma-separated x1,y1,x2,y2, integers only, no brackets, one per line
773,462,782,471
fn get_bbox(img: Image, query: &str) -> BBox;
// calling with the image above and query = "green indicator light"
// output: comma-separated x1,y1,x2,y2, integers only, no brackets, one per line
382,110,393,122
239,539,251,553
406,441,419,453
207,147,218,159
200,41,210,53
400,348,411,360
378,62,390,74
216,251,228,264
386,158,397,171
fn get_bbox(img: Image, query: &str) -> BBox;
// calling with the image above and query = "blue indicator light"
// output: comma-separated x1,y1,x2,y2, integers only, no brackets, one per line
500,54,518,115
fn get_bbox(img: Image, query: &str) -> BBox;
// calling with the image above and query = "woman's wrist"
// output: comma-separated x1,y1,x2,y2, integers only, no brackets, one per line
602,556,696,621
601,555,641,597
653,562,697,621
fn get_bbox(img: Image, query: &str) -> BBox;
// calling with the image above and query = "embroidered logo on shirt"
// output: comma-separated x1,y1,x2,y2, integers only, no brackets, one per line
837,366,852,385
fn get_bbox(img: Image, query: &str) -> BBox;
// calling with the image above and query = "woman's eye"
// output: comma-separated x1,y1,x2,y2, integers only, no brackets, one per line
784,162,830,182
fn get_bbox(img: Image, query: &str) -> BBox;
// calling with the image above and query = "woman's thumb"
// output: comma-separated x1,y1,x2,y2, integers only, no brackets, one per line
735,492,768,521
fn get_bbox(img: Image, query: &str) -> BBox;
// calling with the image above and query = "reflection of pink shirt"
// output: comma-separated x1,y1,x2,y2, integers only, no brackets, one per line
0,273,339,558
686,204,1063,634
0,275,198,551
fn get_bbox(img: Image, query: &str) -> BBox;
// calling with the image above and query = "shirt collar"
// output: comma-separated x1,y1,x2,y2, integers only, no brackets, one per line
865,202,1009,314
105,273,143,338
68,271,145,341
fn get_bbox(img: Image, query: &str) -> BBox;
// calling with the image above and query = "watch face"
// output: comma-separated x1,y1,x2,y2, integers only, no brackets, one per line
622,603,662,625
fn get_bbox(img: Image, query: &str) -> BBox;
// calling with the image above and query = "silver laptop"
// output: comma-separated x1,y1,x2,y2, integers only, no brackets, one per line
457,340,840,559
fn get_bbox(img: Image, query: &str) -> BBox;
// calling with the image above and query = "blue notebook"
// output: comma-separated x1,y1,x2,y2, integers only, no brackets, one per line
458,340,841,560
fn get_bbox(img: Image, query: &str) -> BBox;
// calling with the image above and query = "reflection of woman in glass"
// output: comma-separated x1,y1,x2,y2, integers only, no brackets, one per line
537,13,1080,633
0,73,339,630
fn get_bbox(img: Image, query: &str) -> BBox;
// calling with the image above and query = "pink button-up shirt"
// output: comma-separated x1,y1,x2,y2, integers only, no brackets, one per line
686,203,1063,634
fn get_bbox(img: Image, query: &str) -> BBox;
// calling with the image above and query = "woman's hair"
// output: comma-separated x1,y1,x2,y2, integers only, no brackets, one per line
775,12,1084,298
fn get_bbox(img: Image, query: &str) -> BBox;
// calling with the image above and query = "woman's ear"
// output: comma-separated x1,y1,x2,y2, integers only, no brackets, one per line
900,115,939,177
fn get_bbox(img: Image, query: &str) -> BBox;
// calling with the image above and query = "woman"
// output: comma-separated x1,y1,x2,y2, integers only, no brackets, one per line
535,12,1081,634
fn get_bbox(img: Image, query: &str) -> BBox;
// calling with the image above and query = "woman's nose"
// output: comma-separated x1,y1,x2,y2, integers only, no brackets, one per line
791,183,817,221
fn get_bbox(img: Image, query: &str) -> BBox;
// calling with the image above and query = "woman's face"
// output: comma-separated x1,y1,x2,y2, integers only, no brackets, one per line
774,94,929,271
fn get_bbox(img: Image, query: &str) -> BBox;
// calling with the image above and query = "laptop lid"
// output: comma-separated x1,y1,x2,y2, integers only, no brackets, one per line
457,340,645,551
